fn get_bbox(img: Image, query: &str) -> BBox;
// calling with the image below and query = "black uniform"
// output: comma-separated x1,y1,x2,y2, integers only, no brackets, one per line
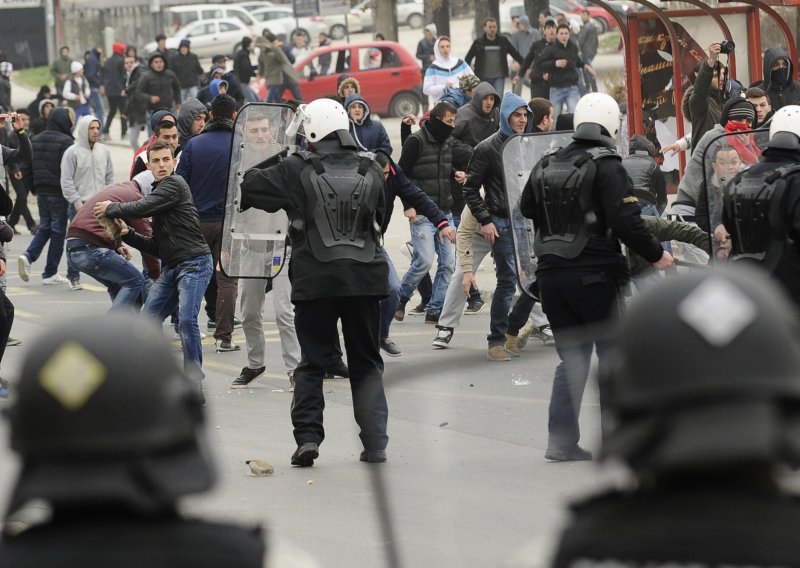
722,135,800,307
241,131,390,457
520,127,662,458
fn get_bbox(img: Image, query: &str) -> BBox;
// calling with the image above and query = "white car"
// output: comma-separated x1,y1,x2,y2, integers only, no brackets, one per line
351,0,425,31
249,7,328,43
145,18,252,59
234,1,275,12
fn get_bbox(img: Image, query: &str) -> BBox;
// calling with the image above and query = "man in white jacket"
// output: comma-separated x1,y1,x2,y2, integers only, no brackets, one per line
60,114,114,290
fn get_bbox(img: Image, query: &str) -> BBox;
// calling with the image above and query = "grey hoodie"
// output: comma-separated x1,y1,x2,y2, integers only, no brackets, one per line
453,81,500,148
60,114,115,205
177,97,208,147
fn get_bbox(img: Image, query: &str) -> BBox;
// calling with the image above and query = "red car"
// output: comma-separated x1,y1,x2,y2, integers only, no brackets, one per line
288,41,425,117
551,0,619,33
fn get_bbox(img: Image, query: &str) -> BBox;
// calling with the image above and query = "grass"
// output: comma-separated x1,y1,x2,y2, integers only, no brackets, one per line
599,31,622,54
15,66,52,91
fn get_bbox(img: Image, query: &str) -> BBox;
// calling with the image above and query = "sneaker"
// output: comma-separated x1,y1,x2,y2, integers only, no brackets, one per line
424,312,440,324
408,302,427,316
360,449,387,463
230,366,265,389
28,223,38,235
487,345,511,362
324,361,349,379
173,330,207,340
215,339,241,352
68,278,83,291
42,274,69,285
504,333,521,357
517,319,535,349
6,337,21,346
544,446,593,462
17,255,30,282
533,324,555,345
380,338,402,357
464,298,486,315
291,442,319,467
432,326,453,349
394,298,408,322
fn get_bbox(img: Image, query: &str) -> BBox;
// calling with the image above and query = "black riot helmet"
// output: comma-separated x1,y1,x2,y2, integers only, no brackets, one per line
4,314,215,516
601,266,800,475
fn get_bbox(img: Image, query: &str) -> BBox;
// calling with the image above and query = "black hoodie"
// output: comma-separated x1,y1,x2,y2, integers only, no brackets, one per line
453,81,500,148
135,54,181,112
752,47,800,111
30,107,74,196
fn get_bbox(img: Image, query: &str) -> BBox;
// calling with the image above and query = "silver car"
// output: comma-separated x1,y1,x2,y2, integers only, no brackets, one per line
145,18,252,58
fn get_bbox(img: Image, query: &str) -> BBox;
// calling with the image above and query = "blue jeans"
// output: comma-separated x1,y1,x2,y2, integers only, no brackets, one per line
640,203,673,254
181,86,198,102
143,254,213,380
399,214,455,315
25,195,68,278
90,87,105,126
267,85,284,103
488,215,517,345
74,104,91,120
487,76,505,96
549,85,580,120
68,245,147,310
379,248,401,341
66,202,80,281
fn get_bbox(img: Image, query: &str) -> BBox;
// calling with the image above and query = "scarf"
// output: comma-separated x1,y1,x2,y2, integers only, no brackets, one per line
432,38,459,70
724,121,761,165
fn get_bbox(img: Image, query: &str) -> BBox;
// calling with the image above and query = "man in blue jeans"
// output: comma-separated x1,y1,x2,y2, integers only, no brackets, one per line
18,107,74,286
462,92,531,361
94,140,213,397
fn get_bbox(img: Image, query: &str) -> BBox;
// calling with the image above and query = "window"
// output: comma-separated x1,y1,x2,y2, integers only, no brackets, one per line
301,53,334,77
229,10,254,26
201,9,223,19
173,12,199,30
219,21,240,32
332,49,351,74
187,23,216,37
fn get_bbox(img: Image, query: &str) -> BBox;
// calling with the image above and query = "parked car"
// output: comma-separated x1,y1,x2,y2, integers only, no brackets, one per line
351,0,425,31
288,41,424,117
165,4,256,34
146,18,252,58
498,1,582,36
249,6,328,43
319,12,364,39
234,1,275,12
550,0,619,33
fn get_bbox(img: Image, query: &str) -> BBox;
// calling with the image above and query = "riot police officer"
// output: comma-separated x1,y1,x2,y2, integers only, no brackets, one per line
0,314,267,566
524,267,800,567
240,98,390,466
720,104,800,307
520,92,674,461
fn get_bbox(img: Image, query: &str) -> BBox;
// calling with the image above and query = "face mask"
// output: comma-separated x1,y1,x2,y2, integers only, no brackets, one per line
771,67,789,86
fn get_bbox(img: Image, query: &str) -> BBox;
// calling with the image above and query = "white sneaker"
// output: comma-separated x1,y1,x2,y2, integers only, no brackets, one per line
68,278,83,291
42,274,69,285
173,330,207,340
17,255,30,282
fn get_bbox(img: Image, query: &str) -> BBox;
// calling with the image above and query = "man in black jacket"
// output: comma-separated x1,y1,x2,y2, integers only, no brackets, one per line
537,24,596,120
521,17,557,99
170,39,204,103
94,140,213,391
102,42,128,139
520,93,673,461
465,17,525,96
240,98,390,466
18,107,73,286
233,37,258,103
135,53,181,118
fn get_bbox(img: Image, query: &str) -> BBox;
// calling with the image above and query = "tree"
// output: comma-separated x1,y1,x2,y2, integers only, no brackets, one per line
374,0,398,41
525,0,551,23
473,0,499,38
432,0,450,37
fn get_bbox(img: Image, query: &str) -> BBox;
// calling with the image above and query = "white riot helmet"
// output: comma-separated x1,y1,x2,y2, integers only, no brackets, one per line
769,105,800,141
288,98,349,142
574,93,621,138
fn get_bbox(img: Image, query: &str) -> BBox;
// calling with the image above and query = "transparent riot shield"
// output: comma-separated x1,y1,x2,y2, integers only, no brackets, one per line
221,103,296,278
502,131,574,297
700,128,770,263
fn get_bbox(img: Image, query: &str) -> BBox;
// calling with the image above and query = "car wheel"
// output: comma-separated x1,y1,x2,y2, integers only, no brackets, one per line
330,24,347,40
291,28,311,44
593,16,608,33
390,92,420,118
407,13,425,29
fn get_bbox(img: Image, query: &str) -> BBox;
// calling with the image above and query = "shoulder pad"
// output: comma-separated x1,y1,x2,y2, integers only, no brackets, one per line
295,150,313,163
544,146,562,158
767,163,800,183
587,146,621,162
356,150,376,160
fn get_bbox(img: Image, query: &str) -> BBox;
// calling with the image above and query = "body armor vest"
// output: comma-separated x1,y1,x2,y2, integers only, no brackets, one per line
296,150,382,263
622,152,659,206
725,164,800,268
530,147,617,259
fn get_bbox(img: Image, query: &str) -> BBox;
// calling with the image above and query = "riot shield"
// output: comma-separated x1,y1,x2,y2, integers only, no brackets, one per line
700,128,770,263
221,103,296,278
502,131,574,297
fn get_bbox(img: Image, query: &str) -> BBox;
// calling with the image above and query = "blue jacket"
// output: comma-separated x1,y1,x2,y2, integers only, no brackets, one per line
344,94,392,156
176,117,233,223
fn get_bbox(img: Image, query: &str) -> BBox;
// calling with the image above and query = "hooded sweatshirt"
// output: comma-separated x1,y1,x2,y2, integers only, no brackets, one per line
344,94,392,155
30,107,74,196
135,53,181,112
453,81,500,148
753,47,800,111
177,98,207,147
60,115,115,205
462,92,531,223
423,38,474,100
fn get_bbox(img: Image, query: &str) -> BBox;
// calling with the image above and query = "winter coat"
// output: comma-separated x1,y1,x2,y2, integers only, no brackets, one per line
538,40,586,88
751,47,800,111
682,62,724,152
84,50,103,89
124,64,147,125
30,108,74,196
453,81,500,148
400,119,454,211
344,94,392,155
62,76,91,109
233,48,256,84
177,98,207,148
577,21,598,61
423,37,474,100
169,51,204,89
60,115,115,205
135,58,181,112
102,53,126,96
464,33,524,80
256,40,292,86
